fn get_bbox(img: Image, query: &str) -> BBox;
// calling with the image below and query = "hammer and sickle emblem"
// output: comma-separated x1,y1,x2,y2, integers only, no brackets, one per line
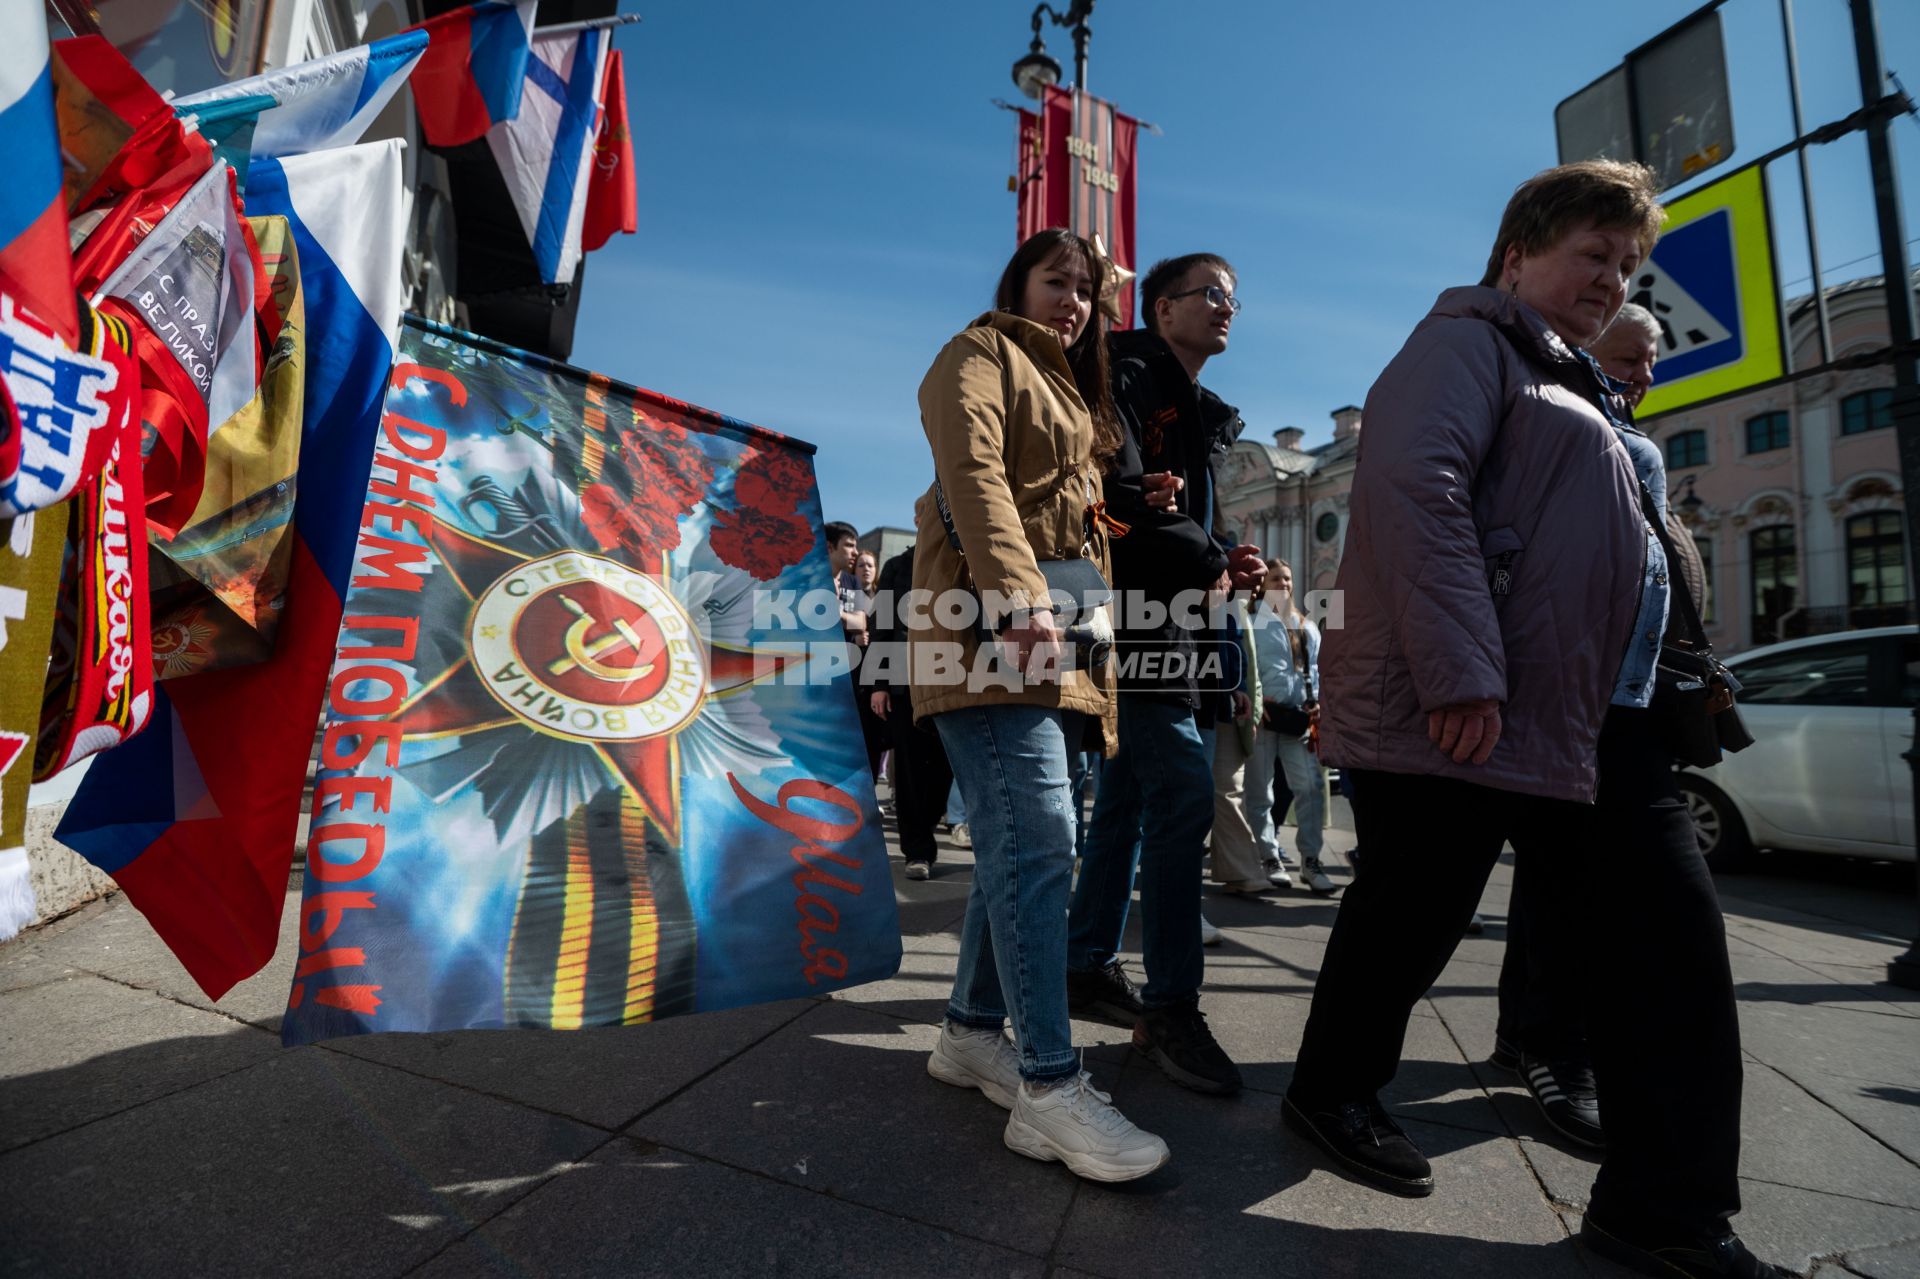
548,592,657,682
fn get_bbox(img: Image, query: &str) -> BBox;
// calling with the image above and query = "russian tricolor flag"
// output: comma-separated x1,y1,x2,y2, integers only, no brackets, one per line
407,1,538,148
0,0,76,344
57,141,407,998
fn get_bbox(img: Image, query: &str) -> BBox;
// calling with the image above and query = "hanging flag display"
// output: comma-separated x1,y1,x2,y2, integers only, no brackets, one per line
58,140,407,999
1015,86,1140,328
581,49,636,253
0,0,77,344
487,25,610,285
405,1,538,149
279,318,898,1043
173,29,428,164
0,501,67,940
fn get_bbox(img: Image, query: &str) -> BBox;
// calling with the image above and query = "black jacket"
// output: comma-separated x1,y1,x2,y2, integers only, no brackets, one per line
868,547,915,707
1103,329,1244,713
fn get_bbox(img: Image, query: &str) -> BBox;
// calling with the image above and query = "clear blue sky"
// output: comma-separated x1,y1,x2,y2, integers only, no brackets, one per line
572,0,1920,535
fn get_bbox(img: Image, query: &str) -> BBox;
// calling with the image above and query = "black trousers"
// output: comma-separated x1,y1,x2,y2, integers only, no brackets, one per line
1495,854,1588,1061
1292,707,1743,1238
886,700,953,862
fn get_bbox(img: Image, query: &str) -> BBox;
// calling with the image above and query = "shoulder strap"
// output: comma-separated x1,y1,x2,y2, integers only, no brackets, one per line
1636,480,1712,654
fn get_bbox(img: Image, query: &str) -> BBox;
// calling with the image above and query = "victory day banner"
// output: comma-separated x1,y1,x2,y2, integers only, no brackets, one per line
282,319,900,1044
1016,85,1139,328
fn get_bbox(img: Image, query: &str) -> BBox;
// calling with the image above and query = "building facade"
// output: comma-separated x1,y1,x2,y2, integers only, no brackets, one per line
1219,274,1917,656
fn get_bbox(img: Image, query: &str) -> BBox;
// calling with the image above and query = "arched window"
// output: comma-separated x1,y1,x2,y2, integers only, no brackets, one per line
1665,429,1708,470
1749,526,1798,645
1744,412,1789,454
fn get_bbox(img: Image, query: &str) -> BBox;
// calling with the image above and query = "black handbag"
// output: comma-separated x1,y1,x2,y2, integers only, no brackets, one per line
1639,482,1754,768
933,478,1114,669
1262,701,1313,736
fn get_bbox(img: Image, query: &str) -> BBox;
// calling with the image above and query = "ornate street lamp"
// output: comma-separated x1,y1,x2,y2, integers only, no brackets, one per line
1011,1,1095,98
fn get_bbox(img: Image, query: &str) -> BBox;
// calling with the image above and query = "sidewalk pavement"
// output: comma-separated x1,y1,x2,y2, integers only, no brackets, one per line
3,819,1918,1278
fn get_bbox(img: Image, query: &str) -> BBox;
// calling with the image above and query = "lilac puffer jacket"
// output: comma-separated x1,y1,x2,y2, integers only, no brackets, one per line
1318,287,1646,803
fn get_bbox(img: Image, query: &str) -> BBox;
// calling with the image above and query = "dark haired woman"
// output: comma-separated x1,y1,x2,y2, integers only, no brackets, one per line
910,228,1168,1182
1286,161,1783,1278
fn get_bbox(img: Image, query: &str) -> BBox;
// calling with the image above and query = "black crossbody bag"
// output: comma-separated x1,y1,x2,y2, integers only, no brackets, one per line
1638,482,1755,768
933,476,1115,669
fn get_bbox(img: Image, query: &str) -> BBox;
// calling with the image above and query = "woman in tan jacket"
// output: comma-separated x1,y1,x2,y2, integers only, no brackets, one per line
912,229,1167,1182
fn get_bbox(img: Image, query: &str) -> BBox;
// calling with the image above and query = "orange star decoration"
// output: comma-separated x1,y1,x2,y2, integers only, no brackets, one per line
390,519,805,845
1090,233,1135,326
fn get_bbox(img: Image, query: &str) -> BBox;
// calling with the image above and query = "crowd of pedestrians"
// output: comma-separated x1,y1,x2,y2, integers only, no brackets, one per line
828,159,1781,1279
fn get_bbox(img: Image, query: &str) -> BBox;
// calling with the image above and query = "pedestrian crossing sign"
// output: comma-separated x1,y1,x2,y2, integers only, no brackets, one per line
1636,165,1784,418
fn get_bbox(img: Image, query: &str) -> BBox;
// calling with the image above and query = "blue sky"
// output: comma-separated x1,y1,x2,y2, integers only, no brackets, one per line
572,0,1920,535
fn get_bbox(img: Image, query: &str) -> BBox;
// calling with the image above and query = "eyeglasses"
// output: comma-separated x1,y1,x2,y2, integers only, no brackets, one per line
1166,285,1242,314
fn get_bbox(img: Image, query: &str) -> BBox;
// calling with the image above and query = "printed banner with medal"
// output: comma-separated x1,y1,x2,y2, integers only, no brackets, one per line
282,317,901,1044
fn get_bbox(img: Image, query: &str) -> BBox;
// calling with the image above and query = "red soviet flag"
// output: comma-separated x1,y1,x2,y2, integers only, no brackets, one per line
582,50,635,253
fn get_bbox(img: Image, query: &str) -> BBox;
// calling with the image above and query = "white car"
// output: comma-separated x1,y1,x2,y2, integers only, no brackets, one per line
1678,626,1917,869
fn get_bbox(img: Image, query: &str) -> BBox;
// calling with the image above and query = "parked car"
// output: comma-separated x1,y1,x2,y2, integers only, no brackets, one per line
1678,625,1916,870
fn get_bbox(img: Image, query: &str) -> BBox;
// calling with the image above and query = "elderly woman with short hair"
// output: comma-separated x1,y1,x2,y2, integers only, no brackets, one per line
1285,161,1782,1279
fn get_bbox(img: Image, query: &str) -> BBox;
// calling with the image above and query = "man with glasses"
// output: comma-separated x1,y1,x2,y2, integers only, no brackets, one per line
1065,254,1266,1096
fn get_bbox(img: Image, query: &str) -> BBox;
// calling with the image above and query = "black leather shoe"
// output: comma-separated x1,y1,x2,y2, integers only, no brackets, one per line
1520,1053,1604,1150
1066,959,1144,1028
1133,999,1242,1095
1580,1214,1794,1278
1282,1094,1433,1197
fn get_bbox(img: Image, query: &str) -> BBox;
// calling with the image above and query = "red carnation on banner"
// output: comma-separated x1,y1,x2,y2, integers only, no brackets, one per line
580,404,718,560
712,444,816,580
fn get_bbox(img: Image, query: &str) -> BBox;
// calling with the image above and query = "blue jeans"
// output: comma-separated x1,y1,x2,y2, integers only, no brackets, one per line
1249,729,1325,864
935,704,1086,1083
1067,697,1213,1008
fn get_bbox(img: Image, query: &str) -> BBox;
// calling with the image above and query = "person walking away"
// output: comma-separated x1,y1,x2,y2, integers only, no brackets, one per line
1063,253,1265,1095
911,228,1167,1182
1207,597,1270,894
1246,559,1331,893
1284,161,1785,1278
868,546,952,881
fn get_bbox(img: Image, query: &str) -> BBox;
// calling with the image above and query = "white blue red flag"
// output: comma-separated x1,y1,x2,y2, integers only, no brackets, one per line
488,26,610,285
0,0,75,344
175,30,428,162
406,1,538,148
58,140,406,997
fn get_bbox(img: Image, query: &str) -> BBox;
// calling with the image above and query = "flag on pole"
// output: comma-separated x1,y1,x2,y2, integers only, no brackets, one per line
405,1,538,148
0,0,76,345
582,49,635,253
1022,86,1140,328
487,26,609,285
174,30,428,162
57,140,407,999
280,317,900,1043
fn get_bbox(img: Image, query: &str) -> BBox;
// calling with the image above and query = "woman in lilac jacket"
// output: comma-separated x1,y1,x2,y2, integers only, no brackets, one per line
1283,161,1781,1279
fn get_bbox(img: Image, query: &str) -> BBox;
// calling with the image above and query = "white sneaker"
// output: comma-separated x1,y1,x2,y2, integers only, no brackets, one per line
927,1020,1021,1109
1266,864,1295,889
950,822,972,849
1004,1072,1171,1182
1301,861,1337,894
904,860,931,881
1199,914,1223,947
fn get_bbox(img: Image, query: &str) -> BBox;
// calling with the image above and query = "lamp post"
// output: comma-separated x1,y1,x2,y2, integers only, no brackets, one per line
1011,1,1095,99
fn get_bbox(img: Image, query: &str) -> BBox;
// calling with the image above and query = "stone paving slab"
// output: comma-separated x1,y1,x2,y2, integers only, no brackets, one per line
20,881,303,1033
1051,1078,1589,1279
1736,998,1920,1169
328,999,815,1132
632,999,1080,1257
410,1135,1049,1279
0,974,279,1152
0,1046,606,1278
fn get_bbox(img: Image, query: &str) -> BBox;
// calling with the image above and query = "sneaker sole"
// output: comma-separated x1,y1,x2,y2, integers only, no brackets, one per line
1003,1116,1171,1183
927,1052,1017,1110
1281,1096,1434,1197
1133,1035,1242,1096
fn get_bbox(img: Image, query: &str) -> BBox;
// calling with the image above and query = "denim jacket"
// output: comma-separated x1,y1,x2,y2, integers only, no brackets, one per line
1582,351,1670,709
